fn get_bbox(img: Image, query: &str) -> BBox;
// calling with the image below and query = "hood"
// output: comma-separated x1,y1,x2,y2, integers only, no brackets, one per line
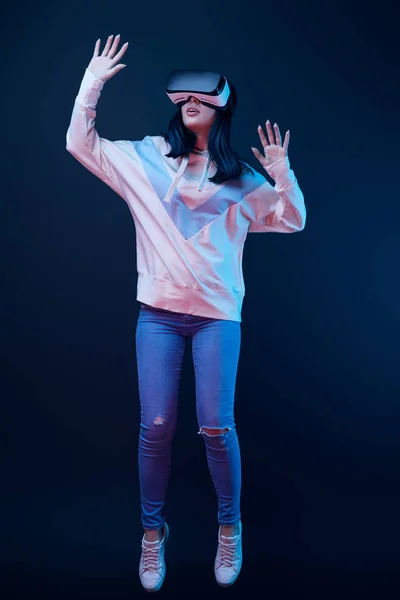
163,147,212,204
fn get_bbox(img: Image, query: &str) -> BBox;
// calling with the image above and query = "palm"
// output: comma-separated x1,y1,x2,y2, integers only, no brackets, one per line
251,120,290,168
87,35,129,82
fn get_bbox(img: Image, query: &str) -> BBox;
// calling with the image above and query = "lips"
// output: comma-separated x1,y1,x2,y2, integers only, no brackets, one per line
186,107,199,114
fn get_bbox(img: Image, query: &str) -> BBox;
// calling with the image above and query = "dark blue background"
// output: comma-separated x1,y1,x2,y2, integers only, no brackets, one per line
2,0,400,597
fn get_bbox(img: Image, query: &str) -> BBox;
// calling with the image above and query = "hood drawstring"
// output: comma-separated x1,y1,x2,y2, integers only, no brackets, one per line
197,155,211,192
163,152,211,204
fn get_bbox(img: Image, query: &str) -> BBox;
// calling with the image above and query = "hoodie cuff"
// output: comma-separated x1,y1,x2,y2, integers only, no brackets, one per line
264,155,296,188
75,68,105,109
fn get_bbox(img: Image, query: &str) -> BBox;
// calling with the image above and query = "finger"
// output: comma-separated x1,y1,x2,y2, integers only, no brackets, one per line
257,124,270,149
274,122,282,146
283,130,290,153
251,146,267,162
266,120,275,145
108,64,127,78
108,33,121,59
93,38,100,58
110,42,129,65
101,34,114,56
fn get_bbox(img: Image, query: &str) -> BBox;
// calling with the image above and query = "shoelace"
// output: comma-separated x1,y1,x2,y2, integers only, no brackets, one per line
218,535,239,568
141,539,161,572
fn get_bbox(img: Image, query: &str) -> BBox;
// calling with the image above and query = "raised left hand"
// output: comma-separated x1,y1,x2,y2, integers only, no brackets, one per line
251,120,290,168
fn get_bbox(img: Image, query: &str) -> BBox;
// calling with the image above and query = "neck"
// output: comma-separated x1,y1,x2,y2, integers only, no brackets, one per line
194,131,208,152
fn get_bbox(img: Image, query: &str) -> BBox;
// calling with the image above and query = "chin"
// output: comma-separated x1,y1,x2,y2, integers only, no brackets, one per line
183,121,197,130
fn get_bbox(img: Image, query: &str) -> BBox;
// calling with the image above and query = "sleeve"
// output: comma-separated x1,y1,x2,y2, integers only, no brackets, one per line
66,68,133,201
247,156,306,234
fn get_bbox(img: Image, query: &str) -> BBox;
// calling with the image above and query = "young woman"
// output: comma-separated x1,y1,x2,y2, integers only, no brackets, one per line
66,35,306,593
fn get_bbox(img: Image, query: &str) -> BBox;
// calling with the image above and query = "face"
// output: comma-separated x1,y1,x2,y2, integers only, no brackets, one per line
181,95,217,135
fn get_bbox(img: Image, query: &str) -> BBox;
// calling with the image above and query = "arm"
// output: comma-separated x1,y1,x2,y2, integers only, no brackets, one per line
66,68,127,198
248,120,306,233
248,155,306,233
66,35,130,199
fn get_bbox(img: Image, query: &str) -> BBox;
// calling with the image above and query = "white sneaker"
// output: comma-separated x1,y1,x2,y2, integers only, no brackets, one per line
214,520,242,587
139,523,169,593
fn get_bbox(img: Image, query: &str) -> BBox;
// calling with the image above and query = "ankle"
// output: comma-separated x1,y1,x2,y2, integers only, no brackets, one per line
144,527,163,542
220,523,239,537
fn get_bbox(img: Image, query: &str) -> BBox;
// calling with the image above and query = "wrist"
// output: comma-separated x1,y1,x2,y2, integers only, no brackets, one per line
265,155,295,187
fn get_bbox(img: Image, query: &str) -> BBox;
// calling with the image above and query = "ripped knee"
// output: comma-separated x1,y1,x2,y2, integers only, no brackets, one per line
153,414,165,426
197,426,231,437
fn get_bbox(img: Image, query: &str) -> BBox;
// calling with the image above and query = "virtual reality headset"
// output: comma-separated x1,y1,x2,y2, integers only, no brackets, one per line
165,69,231,111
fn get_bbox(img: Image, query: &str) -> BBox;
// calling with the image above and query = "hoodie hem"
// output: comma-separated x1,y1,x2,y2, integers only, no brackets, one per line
137,274,243,322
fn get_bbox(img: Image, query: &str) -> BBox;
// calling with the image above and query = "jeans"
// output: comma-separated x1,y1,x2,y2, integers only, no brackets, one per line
136,302,242,530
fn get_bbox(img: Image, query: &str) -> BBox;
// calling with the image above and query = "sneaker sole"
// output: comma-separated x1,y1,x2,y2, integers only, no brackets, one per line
215,555,242,588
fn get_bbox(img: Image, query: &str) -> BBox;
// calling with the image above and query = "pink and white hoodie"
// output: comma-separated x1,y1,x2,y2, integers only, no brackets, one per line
66,68,306,322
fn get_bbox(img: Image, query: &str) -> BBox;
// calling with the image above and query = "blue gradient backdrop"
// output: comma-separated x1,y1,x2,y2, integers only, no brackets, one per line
2,0,399,597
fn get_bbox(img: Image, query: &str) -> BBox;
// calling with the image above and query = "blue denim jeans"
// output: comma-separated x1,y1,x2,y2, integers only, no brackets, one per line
136,302,242,530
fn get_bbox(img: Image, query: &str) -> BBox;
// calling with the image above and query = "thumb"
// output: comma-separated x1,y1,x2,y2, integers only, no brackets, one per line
107,64,127,79
251,147,263,159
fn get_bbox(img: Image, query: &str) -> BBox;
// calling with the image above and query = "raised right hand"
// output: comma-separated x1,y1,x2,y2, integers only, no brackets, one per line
87,34,128,82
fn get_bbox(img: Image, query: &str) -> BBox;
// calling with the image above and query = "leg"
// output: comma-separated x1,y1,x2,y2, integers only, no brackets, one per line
199,428,239,537
192,318,242,528
136,308,185,537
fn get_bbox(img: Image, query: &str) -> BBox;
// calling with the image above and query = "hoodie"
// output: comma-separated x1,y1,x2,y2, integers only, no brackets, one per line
66,68,307,322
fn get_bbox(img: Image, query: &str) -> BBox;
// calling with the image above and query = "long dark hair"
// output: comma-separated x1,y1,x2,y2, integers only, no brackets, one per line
159,77,254,185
